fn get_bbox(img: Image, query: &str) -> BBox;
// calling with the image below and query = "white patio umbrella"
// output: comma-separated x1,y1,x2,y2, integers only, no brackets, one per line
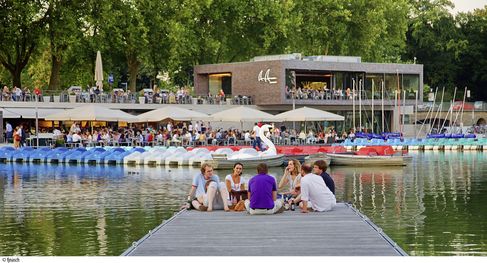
44,105,137,122
132,105,210,123
95,50,104,90
274,106,345,121
275,106,344,133
210,106,280,122
210,106,281,130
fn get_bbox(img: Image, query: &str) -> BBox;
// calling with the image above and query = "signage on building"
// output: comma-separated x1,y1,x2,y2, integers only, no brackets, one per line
258,69,277,84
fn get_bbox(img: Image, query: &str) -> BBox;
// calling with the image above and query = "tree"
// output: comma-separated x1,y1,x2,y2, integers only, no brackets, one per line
166,0,294,86
404,0,464,91
456,8,487,100
0,0,48,88
101,0,149,92
289,0,409,62
45,0,86,91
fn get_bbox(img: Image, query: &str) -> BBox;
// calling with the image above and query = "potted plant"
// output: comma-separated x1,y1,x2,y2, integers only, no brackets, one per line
68,91,77,103
138,90,146,104
53,93,61,103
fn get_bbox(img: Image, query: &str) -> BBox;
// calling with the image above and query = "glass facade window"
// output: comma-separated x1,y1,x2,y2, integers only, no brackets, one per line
209,73,232,96
364,73,420,101
403,74,419,99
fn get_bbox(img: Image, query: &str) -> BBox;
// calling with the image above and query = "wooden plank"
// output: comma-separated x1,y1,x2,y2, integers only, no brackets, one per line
123,203,406,256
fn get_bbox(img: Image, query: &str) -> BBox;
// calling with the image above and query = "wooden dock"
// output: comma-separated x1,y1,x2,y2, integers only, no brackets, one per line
122,203,407,256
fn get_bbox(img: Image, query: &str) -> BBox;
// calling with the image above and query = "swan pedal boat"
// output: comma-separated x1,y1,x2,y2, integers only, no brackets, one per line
326,152,411,166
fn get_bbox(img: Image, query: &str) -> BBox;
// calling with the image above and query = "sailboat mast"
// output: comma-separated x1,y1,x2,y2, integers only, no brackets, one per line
371,79,375,133
352,78,356,131
441,86,456,133
382,79,385,133
459,87,468,133
414,89,418,138
430,87,445,134
396,70,401,133
359,79,362,132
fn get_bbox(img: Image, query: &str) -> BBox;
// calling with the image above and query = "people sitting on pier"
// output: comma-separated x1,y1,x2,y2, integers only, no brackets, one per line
313,160,335,195
187,163,230,212
278,159,302,200
225,162,248,205
244,163,284,215
299,164,336,213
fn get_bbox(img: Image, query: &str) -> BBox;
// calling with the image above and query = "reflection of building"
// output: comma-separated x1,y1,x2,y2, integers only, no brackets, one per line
195,54,423,132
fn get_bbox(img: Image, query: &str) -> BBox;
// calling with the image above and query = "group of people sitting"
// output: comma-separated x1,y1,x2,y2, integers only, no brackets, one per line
185,159,336,214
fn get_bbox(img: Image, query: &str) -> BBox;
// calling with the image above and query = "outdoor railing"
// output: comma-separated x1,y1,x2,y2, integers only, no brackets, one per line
0,92,254,105
21,134,339,148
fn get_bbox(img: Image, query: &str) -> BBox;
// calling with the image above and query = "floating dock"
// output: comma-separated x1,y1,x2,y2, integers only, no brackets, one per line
122,203,407,256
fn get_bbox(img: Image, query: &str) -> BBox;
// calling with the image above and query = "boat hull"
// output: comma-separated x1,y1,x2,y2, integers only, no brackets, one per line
207,154,285,169
304,153,332,167
327,153,410,166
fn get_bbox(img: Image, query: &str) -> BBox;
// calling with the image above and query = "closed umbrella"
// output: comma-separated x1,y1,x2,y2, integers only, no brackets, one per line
133,105,210,122
95,51,104,90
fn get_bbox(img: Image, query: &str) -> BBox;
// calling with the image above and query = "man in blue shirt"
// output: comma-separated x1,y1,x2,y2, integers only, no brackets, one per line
313,160,335,195
245,163,284,215
187,163,230,212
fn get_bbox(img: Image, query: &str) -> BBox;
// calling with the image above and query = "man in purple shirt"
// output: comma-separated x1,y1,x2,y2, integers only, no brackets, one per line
244,163,284,215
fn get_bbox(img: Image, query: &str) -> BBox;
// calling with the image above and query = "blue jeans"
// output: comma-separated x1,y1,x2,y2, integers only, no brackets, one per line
252,137,262,151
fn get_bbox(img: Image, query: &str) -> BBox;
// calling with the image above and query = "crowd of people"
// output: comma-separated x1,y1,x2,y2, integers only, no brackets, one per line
4,122,27,149
2,85,42,102
4,120,355,148
285,86,353,101
0,85,253,105
186,159,336,214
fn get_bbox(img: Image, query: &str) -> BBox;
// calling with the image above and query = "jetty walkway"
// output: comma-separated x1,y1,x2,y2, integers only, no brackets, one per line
122,203,407,256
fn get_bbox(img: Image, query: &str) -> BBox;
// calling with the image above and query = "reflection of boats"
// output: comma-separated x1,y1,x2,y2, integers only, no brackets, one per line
304,153,331,167
327,153,411,166
206,154,285,169
330,165,404,175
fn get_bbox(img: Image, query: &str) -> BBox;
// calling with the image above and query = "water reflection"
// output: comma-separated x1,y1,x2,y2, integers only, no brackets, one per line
0,152,486,256
329,152,487,256
0,164,196,256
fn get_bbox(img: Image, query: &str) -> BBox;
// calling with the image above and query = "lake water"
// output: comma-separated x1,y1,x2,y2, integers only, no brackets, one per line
0,152,485,256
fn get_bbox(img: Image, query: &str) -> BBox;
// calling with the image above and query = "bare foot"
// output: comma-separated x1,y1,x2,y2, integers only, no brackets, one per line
207,207,213,212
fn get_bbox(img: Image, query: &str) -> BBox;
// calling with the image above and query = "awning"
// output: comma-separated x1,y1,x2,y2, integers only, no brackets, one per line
1,108,65,119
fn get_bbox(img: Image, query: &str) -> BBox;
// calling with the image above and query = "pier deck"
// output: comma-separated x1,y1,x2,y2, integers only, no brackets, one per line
122,203,407,256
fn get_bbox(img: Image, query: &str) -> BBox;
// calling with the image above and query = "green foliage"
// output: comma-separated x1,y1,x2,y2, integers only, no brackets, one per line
0,0,48,88
0,0,486,100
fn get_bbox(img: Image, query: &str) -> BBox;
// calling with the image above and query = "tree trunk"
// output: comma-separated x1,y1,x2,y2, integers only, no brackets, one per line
127,54,140,92
48,54,62,91
11,67,22,89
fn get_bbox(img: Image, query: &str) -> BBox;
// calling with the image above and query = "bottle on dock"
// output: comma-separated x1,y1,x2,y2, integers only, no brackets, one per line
186,196,192,210
290,201,296,211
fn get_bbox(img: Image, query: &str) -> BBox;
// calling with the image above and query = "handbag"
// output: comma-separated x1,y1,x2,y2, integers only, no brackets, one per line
233,200,246,212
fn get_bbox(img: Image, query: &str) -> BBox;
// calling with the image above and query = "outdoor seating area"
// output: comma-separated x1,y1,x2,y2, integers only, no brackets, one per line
0,86,254,105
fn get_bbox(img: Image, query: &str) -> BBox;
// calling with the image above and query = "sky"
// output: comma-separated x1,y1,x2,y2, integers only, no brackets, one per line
451,0,487,13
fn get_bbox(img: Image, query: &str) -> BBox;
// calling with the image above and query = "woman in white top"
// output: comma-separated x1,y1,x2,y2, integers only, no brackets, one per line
225,163,247,203
278,159,302,198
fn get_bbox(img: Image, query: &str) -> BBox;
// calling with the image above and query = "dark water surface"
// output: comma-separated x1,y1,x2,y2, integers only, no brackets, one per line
0,152,485,256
